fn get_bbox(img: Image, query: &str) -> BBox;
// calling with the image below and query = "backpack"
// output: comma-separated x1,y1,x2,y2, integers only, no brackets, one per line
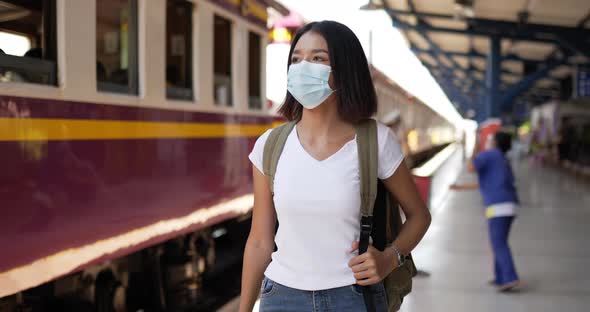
262,119,416,312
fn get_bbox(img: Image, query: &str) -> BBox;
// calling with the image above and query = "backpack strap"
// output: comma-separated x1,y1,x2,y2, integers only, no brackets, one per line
355,119,379,312
262,121,296,194
355,119,378,218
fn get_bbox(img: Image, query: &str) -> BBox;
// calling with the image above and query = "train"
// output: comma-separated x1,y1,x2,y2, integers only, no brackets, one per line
0,1,456,311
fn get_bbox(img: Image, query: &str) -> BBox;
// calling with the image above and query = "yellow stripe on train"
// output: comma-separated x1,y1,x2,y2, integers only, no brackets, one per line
0,118,271,141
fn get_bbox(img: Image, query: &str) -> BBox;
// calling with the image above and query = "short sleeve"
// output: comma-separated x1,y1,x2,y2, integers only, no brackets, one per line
377,122,405,180
248,129,272,174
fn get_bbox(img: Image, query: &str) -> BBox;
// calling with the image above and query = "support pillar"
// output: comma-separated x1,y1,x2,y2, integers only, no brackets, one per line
485,36,501,119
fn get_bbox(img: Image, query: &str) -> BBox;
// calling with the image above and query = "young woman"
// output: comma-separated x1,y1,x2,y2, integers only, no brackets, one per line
239,21,431,311
452,131,521,292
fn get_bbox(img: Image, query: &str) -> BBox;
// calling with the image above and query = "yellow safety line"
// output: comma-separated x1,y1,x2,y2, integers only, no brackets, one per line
0,118,271,141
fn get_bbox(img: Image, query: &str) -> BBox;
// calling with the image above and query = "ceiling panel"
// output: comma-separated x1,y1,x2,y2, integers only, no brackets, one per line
509,41,556,60
537,78,557,88
384,0,408,11
438,56,453,68
471,58,486,71
453,57,469,68
502,75,521,84
406,29,430,50
530,0,590,27
502,61,523,74
426,17,466,29
431,33,470,52
419,54,438,67
551,65,572,78
411,0,455,15
473,0,526,21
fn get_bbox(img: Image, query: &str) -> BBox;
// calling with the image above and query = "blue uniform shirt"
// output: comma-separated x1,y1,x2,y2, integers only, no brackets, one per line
473,148,519,207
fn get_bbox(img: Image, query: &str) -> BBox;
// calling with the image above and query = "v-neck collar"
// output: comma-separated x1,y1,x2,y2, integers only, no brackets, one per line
293,125,356,163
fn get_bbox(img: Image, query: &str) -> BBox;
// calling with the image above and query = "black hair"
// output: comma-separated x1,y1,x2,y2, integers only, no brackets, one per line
494,131,512,154
278,21,377,124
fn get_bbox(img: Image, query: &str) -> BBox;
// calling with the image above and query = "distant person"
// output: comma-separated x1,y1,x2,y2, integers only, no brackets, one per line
451,131,521,292
110,69,128,85
166,64,180,86
0,48,27,83
24,48,42,59
21,48,44,83
557,117,576,164
96,62,107,82
530,117,550,166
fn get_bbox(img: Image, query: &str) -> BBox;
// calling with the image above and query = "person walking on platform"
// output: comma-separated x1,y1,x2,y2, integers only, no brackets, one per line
239,21,431,312
452,131,521,292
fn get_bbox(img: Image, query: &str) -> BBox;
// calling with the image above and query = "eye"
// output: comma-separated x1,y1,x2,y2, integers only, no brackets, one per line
291,57,300,64
312,56,325,62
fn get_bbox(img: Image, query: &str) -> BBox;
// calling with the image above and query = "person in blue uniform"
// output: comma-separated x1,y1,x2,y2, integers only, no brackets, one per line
452,131,521,292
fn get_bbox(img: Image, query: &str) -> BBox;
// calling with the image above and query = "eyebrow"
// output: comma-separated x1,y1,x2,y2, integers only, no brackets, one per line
292,48,329,54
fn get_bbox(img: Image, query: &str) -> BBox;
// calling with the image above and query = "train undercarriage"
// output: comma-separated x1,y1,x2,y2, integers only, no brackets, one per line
0,214,252,312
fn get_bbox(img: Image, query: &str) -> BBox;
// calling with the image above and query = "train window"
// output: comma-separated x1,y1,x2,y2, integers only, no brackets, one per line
96,0,138,95
214,15,232,107
166,0,193,101
248,32,262,110
0,0,57,85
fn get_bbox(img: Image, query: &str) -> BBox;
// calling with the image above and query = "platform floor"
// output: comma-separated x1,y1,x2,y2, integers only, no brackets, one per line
402,162,590,312
223,162,590,312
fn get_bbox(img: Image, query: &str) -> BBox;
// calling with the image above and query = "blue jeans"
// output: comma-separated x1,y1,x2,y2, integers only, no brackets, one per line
259,276,388,312
488,216,519,285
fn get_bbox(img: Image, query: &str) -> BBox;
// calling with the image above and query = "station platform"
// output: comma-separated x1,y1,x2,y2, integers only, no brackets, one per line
221,160,589,312
402,162,590,311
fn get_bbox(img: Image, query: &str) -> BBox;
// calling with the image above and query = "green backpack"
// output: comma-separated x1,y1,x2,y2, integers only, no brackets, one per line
262,119,416,312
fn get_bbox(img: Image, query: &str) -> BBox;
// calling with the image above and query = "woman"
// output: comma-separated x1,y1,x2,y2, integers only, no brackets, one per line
239,21,431,312
452,131,521,292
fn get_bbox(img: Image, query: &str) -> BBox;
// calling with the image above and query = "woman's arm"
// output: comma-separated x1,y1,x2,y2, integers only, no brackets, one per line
238,167,277,312
382,161,431,256
348,161,431,285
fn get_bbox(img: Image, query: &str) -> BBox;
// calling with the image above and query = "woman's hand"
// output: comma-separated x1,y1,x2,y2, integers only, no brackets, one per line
348,241,398,286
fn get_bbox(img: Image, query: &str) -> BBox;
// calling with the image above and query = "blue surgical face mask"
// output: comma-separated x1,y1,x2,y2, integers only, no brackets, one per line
287,60,334,109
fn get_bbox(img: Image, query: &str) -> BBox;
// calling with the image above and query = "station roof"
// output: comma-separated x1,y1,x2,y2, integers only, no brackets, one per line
364,0,590,119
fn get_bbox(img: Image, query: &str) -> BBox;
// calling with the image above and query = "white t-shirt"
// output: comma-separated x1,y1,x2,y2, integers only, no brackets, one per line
248,121,404,291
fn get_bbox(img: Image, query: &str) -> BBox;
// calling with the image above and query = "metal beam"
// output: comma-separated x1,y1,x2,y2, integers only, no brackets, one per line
546,10,590,60
411,45,487,83
411,47,555,66
386,8,590,40
411,46,525,80
485,36,502,118
427,64,475,109
500,59,565,110
387,8,590,46
389,13,485,90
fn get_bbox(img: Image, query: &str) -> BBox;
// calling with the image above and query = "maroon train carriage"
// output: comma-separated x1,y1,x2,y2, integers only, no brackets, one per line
0,0,288,311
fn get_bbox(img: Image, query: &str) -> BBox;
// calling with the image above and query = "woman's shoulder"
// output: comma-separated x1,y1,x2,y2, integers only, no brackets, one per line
374,120,397,146
257,128,274,142
375,120,390,135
